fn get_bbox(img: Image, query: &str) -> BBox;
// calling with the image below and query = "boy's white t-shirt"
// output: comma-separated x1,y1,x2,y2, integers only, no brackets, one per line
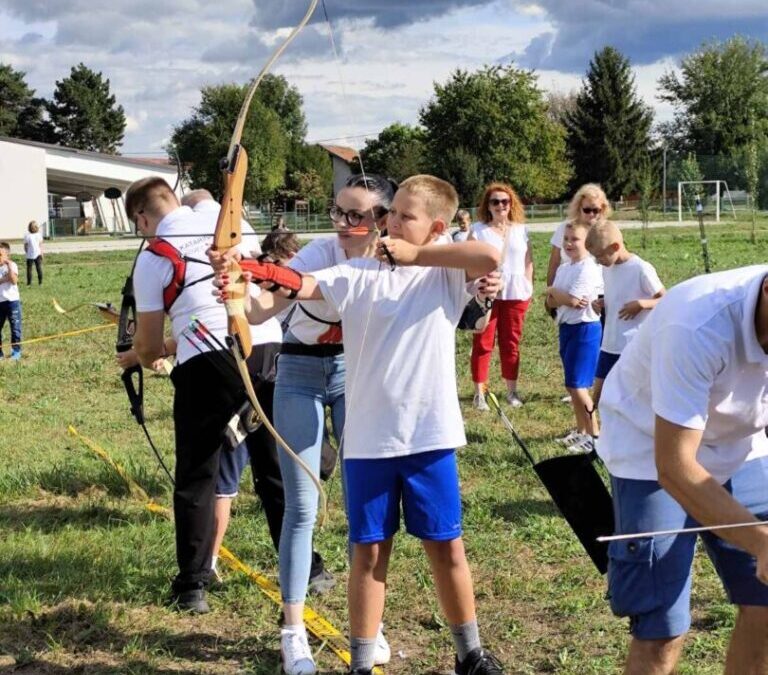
601,255,664,354
598,265,768,483
0,260,20,301
134,206,281,365
552,257,603,324
24,232,43,259
286,237,346,344
470,222,532,301
313,259,471,460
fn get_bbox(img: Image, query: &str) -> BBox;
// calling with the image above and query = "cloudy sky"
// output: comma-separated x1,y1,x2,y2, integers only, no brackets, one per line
1,0,766,155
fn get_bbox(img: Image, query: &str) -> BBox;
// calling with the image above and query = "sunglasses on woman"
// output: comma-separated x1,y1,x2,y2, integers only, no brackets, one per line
489,198,510,207
581,207,601,215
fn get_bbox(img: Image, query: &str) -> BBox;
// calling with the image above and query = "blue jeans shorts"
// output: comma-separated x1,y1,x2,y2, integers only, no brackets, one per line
558,321,601,388
216,443,248,498
344,449,463,544
608,456,768,640
595,350,621,380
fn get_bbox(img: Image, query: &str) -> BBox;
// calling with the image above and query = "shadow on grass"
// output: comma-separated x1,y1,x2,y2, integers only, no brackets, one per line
0,502,142,534
490,498,557,524
1,602,282,674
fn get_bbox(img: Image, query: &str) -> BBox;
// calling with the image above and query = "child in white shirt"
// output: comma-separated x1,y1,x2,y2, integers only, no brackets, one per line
546,221,603,444
586,221,665,406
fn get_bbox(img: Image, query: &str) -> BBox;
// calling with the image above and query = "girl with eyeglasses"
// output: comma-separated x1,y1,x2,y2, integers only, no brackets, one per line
272,173,395,675
467,183,533,410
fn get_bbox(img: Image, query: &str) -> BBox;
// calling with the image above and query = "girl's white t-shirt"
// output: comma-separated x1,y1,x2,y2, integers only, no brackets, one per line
286,237,346,344
134,206,281,365
0,260,19,301
552,257,603,324
601,255,664,354
24,232,43,259
470,222,532,301
313,259,471,460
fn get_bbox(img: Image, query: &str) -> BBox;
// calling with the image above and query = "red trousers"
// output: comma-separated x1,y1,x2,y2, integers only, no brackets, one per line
471,298,530,383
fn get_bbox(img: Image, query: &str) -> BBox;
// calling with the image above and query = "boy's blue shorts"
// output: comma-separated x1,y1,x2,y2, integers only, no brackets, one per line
595,350,621,380
558,321,601,388
607,456,768,640
344,449,463,544
216,443,249,498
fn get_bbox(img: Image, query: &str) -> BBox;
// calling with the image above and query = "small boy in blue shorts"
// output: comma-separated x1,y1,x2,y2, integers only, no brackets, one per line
209,175,505,674
545,221,603,448
0,242,22,360
585,221,664,407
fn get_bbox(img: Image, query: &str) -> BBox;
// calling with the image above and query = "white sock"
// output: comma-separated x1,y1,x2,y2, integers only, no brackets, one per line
211,555,218,571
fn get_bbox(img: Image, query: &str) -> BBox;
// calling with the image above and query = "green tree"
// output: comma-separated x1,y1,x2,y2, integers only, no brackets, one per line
636,155,657,249
170,84,288,204
285,142,333,212
46,63,125,152
419,65,571,202
658,37,768,159
745,140,760,242
0,63,51,140
257,73,307,143
565,46,653,200
357,123,426,181
678,152,704,214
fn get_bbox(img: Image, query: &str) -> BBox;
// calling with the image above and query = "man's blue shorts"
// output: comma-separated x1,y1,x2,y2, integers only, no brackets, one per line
216,443,249,498
344,449,463,544
558,321,601,388
607,456,768,640
595,350,621,380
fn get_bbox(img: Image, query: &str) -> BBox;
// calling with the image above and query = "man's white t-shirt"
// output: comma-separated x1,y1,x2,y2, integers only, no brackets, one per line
598,265,768,482
552,257,603,324
601,255,664,354
0,260,19,301
470,222,532,301
24,232,43,259
191,199,262,255
313,260,471,460
286,237,346,345
134,206,281,365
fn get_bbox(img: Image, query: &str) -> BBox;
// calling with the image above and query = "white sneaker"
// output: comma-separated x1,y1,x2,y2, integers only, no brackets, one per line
280,628,316,675
374,623,391,665
506,391,523,408
472,393,490,411
557,430,579,446
560,394,572,403
566,433,595,454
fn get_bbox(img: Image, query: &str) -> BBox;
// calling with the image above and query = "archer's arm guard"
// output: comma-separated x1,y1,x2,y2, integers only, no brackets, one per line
240,258,303,298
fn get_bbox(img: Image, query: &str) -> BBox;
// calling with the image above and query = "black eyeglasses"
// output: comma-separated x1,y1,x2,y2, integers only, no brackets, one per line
489,198,510,207
581,207,601,215
329,205,388,228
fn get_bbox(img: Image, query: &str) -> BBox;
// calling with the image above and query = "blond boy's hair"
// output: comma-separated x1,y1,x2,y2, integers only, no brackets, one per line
399,175,459,224
28,220,39,233
565,220,590,236
585,220,623,252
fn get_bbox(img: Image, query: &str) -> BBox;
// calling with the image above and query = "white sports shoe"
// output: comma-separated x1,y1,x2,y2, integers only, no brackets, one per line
472,393,490,411
506,391,523,408
280,628,316,675
566,433,595,454
374,623,391,665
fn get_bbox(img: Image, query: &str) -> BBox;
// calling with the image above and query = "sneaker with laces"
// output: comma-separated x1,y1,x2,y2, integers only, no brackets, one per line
169,587,209,614
280,628,316,675
472,393,489,411
505,391,523,408
557,430,579,446
307,567,336,595
373,623,391,665
566,433,595,454
10,351,21,361
560,393,572,403
454,647,505,674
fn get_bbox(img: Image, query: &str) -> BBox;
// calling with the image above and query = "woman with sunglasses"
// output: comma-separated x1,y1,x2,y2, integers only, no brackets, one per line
546,183,612,287
468,183,533,410
274,173,395,675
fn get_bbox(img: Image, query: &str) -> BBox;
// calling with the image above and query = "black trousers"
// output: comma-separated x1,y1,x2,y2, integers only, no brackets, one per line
26,257,42,285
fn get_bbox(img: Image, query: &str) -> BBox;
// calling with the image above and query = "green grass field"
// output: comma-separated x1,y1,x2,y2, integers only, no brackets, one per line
1,221,768,674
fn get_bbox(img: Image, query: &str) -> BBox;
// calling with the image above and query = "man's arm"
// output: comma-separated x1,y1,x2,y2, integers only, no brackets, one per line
133,310,167,368
376,239,499,280
655,416,768,583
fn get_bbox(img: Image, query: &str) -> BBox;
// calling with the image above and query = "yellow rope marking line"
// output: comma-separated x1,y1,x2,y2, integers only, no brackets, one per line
67,426,376,672
16,323,113,346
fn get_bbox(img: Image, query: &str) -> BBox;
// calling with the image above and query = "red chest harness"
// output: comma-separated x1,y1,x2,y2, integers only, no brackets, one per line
146,239,213,312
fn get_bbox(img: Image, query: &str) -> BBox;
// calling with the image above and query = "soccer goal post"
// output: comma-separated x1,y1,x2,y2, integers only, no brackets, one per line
677,180,737,223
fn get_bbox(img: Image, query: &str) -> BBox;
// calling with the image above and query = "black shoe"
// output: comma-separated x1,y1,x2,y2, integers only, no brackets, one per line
170,588,210,614
307,567,336,595
349,669,373,674
454,648,504,675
